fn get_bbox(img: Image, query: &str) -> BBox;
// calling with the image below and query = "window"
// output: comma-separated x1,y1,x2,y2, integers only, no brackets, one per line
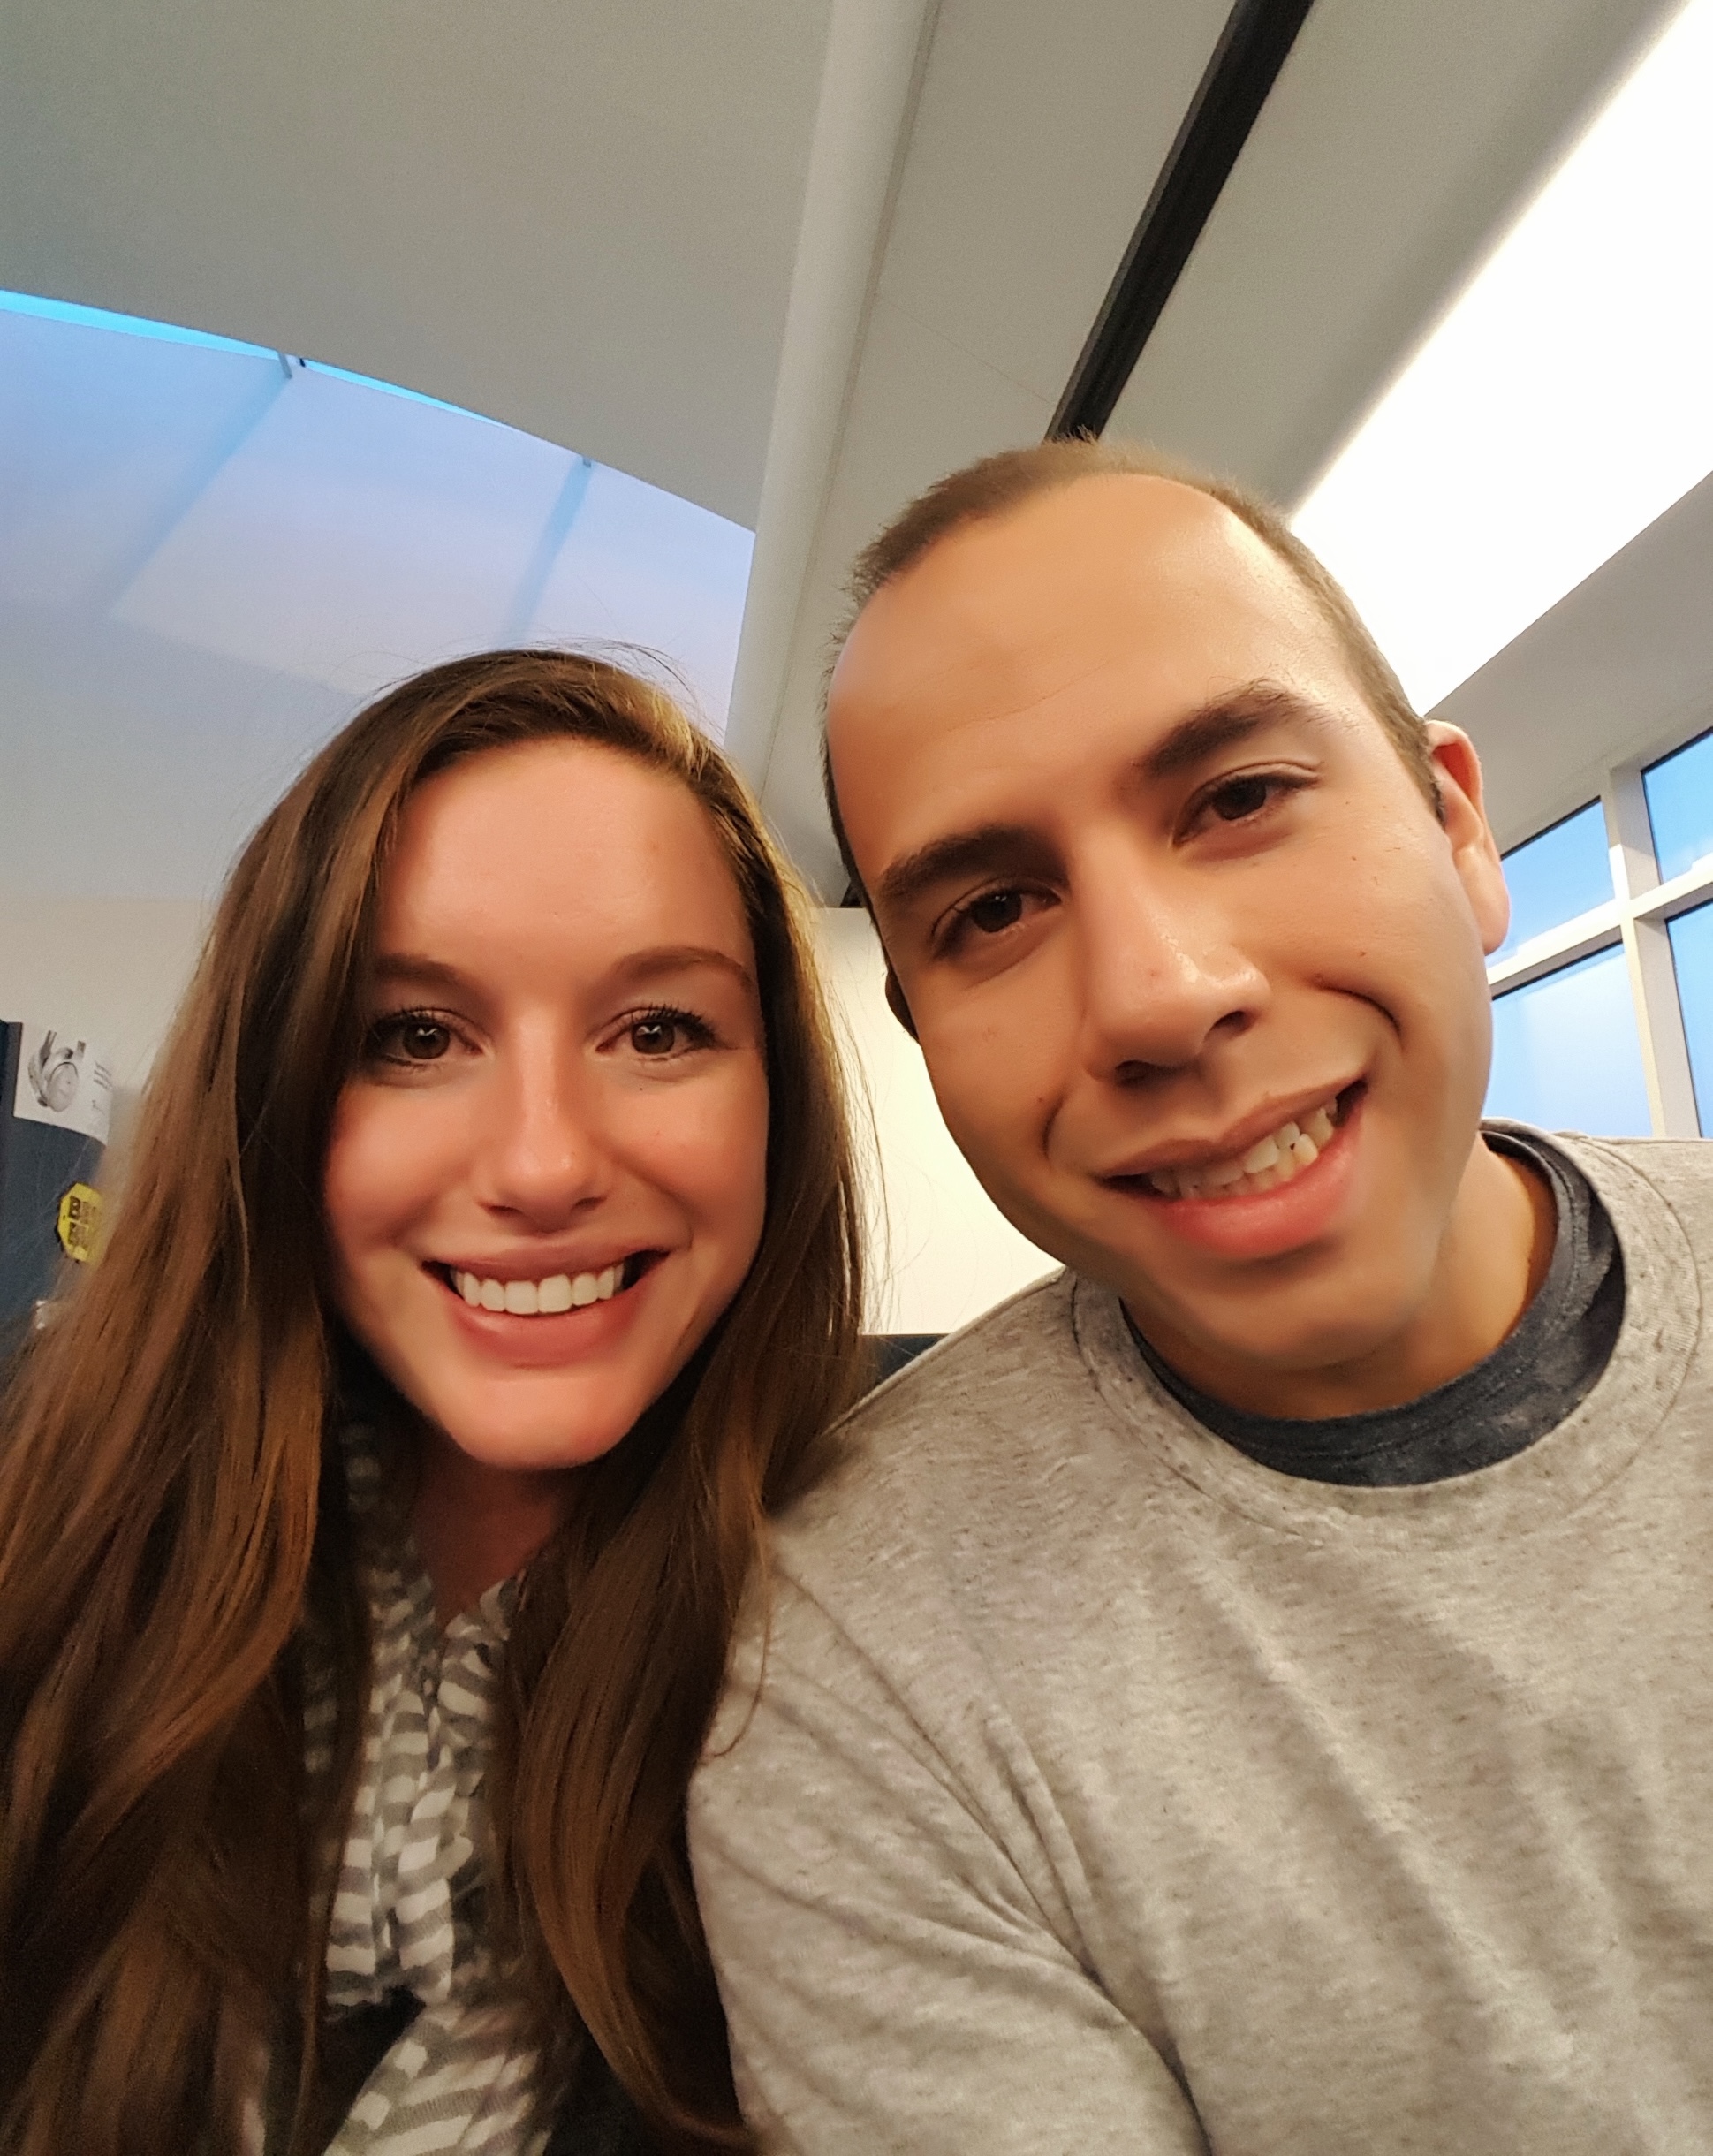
1484,738,1713,1138
1668,899,1713,1129
1490,802,1612,962
1643,727,1713,884
1487,947,1650,1135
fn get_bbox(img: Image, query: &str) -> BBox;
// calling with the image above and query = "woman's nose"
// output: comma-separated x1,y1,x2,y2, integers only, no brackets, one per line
473,1047,613,1225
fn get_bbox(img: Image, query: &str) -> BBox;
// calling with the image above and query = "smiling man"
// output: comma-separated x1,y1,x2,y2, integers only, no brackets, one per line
687,441,1713,2153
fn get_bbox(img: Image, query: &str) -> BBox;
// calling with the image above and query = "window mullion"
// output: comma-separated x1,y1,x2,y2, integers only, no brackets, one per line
1603,766,1699,1136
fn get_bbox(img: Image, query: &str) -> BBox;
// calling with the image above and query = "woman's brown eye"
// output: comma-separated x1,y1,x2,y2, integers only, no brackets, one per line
630,1017,678,1057
398,1020,451,1060
1210,776,1272,822
966,890,1024,935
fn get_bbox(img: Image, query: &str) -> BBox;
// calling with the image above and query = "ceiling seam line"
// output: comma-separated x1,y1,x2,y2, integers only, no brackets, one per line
1049,0,1317,442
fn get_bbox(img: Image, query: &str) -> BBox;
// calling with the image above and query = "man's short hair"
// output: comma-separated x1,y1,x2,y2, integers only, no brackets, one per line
822,437,1438,907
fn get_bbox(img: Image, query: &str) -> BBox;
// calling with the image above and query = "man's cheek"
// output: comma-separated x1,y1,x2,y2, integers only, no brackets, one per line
936,1064,1051,1191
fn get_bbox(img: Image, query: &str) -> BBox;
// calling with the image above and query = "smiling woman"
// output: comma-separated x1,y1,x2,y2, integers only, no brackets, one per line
0,652,865,2155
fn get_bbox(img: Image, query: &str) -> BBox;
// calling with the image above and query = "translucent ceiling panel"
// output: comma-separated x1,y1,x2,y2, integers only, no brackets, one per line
1667,898,1713,1133
1643,727,1713,884
0,305,285,611
0,289,755,909
112,366,574,696
526,460,754,733
1486,945,1650,1135
1491,802,1612,963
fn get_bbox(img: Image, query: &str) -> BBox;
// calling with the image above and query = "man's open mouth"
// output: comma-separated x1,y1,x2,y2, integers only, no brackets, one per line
1135,1083,1364,1203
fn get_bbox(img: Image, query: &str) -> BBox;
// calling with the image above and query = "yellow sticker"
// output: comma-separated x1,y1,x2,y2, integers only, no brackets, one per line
57,1181,103,1264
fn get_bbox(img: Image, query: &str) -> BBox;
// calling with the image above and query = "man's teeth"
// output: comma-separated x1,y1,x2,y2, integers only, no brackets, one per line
1148,1100,1338,1202
454,1264,623,1315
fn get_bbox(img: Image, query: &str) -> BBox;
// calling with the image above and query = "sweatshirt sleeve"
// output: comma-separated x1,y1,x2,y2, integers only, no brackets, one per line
687,1572,1206,2156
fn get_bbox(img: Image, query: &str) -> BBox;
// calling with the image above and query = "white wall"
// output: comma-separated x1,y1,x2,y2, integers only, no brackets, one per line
0,894,208,1123
815,908,1057,1335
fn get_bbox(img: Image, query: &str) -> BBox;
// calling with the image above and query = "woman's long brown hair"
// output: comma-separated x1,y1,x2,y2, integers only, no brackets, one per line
0,651,866,2153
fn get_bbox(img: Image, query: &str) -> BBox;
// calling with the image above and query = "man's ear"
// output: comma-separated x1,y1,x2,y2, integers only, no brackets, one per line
883,964,919,1039
1426,722,1510,956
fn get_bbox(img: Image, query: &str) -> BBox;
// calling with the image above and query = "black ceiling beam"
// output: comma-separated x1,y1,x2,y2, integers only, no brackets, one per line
1049,0,1317,441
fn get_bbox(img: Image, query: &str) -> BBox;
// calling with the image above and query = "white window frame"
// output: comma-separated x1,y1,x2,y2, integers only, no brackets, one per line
1486,732,1713,1137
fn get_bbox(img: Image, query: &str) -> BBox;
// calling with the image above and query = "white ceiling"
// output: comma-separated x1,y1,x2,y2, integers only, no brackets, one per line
731,0,1239,887
1106,0,1678,505
1443,466,1713,853
739,0,1691,889
1,0,1706,903
0,0,830,528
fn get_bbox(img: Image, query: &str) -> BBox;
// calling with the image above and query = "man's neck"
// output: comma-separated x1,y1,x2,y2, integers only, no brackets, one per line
1126,1139,1558,1422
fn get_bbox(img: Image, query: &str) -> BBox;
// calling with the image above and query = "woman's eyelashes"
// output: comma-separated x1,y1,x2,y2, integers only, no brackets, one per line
364,1007,470,1069
610,1005,720,1060
361,1001,724,1075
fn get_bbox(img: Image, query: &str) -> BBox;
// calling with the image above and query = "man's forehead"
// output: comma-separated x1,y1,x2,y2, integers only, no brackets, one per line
829,474,1329,740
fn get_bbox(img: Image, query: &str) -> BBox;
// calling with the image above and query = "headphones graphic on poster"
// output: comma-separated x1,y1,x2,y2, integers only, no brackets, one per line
14,1025,113,1147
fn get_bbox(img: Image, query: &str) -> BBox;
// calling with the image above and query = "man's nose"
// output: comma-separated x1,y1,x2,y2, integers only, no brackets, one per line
473,1039,612,1224
1074,847,1269,1084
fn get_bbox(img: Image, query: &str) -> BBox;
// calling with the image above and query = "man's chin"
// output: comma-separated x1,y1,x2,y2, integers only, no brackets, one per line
1119,1272,1431,1416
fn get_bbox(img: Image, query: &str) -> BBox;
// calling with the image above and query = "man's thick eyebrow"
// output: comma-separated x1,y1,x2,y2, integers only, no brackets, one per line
872,687,1330,917
1141,683,1334,783
875,825,1056,917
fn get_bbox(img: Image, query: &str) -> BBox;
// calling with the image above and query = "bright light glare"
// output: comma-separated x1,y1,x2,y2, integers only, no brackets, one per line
1293,0,1713,713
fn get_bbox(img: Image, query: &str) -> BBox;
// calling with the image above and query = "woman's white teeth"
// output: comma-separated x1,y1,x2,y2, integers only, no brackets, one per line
1148,1097,1341,1201
456,1264,621,1314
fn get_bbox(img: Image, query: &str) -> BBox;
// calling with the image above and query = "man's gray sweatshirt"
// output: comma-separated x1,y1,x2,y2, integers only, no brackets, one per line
689,1133,1713,2153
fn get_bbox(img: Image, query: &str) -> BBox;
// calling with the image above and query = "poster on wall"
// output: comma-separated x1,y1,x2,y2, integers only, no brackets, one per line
11,1024,112,1146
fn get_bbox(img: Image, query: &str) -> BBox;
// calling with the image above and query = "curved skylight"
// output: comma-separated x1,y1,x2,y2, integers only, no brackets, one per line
0,291,753,902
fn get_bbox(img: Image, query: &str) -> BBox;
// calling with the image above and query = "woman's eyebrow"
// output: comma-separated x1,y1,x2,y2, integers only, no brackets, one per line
371,952,469,993
371,946,755,993
609,945,756,992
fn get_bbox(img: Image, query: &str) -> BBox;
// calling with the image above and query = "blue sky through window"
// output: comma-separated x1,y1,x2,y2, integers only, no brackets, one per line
1492,802,1612,963
1644,728,1713,884
1486,943,1650,1135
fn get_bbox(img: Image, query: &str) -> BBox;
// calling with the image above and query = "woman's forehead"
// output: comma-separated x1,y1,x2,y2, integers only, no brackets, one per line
381,740,754,965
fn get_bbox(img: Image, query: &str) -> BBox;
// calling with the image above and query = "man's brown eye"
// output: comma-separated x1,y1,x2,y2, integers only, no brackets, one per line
1209,776,1272,822
967,890,1024,935
630,1017,678,1056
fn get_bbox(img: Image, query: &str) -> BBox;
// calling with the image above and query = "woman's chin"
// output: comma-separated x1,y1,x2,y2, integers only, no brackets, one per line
421,1373,655,1478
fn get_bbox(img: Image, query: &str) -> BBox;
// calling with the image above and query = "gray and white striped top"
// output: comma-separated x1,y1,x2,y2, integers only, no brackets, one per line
290,1430,551,2156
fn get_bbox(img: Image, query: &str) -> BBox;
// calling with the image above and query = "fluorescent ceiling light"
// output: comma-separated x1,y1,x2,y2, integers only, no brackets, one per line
1292,0,1713,713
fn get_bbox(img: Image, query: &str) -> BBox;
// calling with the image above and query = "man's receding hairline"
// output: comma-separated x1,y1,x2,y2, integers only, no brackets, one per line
833,470,1370,754
850,466,1317,641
